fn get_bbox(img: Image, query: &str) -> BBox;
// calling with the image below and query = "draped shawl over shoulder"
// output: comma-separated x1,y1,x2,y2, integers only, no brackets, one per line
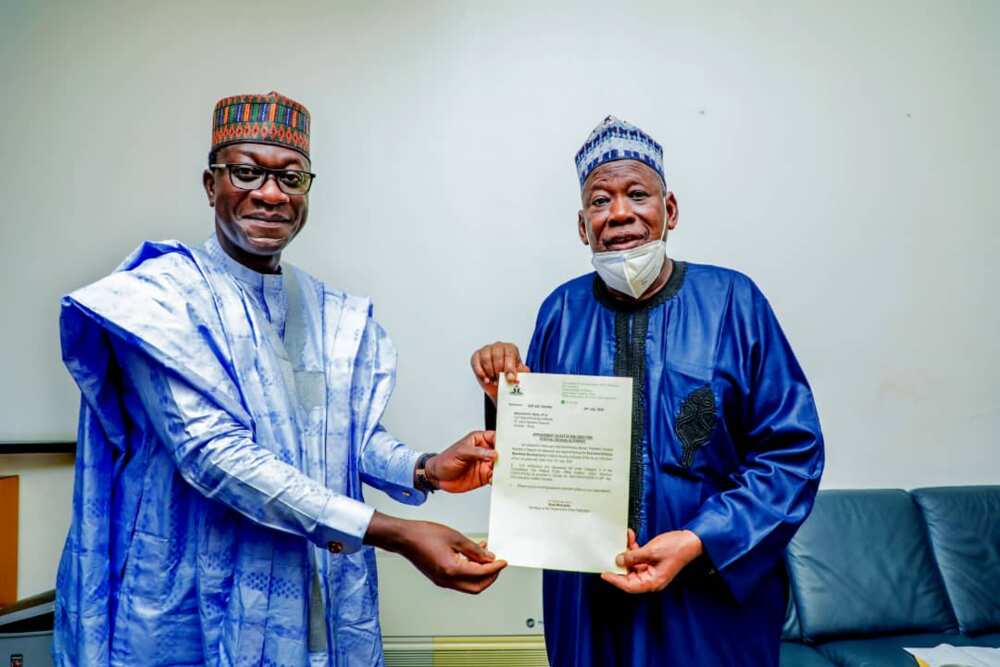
54,239,422,667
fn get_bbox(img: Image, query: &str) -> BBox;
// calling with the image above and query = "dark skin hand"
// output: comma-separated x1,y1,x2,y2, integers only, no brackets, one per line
387,431,499,592
601,528,704,594
422,430,498,492
203,143,310,274
578,160,680,303
470,343,530,402
364,512,507,594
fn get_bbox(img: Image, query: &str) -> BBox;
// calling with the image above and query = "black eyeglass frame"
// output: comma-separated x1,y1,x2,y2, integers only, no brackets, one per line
209,162,317,195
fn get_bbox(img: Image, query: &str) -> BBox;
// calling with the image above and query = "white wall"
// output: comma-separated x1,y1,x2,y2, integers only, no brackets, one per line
1,1,997,598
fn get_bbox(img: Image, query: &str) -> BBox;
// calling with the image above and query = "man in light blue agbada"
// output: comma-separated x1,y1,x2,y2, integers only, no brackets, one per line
54,91,506,667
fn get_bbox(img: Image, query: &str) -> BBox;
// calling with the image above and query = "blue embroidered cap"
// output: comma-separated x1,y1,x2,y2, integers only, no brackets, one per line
575,115,665,188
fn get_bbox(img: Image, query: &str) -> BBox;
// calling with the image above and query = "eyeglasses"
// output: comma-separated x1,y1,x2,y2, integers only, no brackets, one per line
210,163,317,195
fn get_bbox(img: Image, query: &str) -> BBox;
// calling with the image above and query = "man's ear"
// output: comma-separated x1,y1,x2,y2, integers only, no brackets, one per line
665,192,679,231
203,169,216,207
578,211,589,245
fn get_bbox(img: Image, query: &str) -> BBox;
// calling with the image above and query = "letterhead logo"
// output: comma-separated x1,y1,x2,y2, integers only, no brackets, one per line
510,383,522,395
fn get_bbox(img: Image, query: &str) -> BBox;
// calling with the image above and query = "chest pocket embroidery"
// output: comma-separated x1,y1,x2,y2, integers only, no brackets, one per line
675,384,717,467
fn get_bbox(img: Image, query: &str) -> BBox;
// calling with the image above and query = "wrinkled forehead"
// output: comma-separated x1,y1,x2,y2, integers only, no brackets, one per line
582,160,665,194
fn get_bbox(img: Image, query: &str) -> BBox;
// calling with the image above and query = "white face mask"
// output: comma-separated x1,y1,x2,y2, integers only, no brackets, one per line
591,239,666,299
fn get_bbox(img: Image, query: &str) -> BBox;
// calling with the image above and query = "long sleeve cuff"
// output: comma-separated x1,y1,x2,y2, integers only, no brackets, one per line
360,426,427,506
381,445,426,506
683,502,795,605
683,509,752,603
314,494,376,554
384,445,423,490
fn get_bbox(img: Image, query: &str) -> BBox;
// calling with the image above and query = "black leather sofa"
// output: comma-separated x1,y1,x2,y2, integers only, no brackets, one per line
780,487,1000,666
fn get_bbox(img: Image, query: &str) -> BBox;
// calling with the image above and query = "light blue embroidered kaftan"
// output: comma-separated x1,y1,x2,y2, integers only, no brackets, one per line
54,236,423,666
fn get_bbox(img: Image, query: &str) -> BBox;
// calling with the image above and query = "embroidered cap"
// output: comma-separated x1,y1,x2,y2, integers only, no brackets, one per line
574,115,665,188
210,91,310,161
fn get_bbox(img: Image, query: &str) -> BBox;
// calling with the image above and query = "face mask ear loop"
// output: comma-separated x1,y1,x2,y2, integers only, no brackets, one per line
658,193,669,242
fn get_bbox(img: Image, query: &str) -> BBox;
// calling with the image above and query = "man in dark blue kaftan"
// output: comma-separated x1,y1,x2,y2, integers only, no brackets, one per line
472,116,824,666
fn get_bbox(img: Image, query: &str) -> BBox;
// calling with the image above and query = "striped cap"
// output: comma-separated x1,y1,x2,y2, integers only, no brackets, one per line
211,91,310,160
574,115,665,188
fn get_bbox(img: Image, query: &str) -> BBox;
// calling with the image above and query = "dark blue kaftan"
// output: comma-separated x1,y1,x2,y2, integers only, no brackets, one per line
526,262,824,667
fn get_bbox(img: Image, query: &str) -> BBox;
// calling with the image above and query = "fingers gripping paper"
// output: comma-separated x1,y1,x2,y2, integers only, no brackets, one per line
487,373,632,573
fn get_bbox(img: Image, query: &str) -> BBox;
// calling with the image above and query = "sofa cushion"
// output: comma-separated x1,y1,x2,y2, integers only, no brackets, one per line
786,489,956,641
783,580,802,641
912,486,1000,634
969,633,1000,648
817,632,979,667
780,642,836,666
